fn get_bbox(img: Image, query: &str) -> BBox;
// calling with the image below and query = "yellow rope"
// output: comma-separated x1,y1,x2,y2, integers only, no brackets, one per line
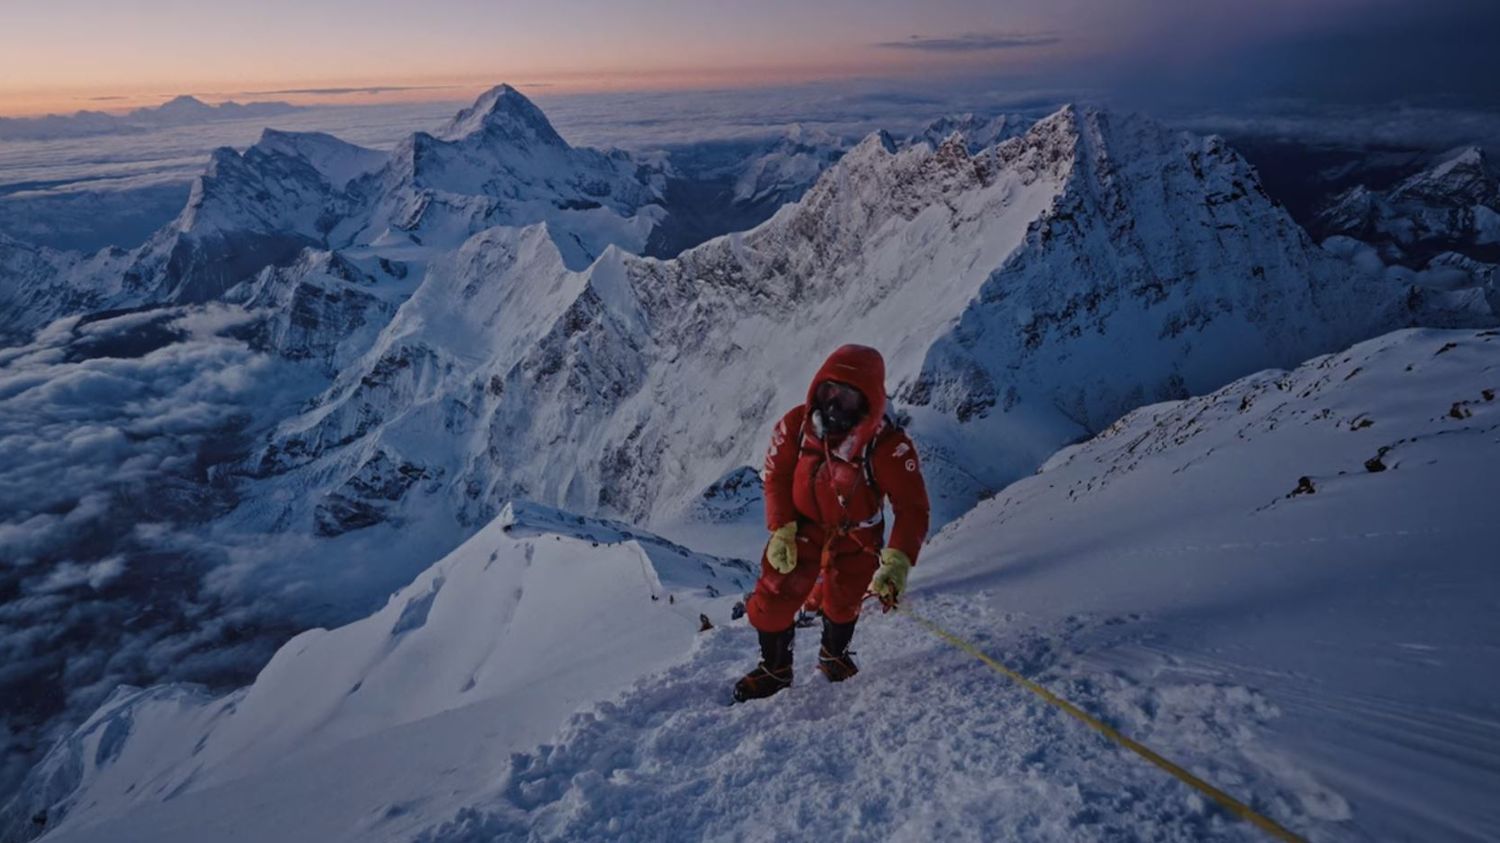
899,606,1306,843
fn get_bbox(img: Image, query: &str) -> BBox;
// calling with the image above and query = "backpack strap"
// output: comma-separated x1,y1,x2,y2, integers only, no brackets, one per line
861,408,902,489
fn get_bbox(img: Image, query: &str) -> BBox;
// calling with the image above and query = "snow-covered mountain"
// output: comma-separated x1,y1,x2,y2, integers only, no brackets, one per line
0,128,384,335
1,86,666,340
349,85,665,268
673,112,1029,230
18,326,1498,842
0,235,134,345
704,112,1033,219
223,248,411,376
640,126,851,258
1316,145,1500,265
0,235,71,343
0,96,301,142
240,104,1474,580
1311,146,1499,325
907,111,1034,152
139,133,375,304
729,125,848,207
0,87,678,808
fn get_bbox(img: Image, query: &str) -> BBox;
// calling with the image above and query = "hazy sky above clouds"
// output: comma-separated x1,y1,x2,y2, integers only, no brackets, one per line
1,0,1495,116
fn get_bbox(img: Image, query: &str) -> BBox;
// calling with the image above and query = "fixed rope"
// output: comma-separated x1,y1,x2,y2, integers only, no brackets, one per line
897,605,1306,843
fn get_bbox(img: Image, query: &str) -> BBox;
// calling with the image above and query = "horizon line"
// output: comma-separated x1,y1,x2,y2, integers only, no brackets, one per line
0,62,1024,119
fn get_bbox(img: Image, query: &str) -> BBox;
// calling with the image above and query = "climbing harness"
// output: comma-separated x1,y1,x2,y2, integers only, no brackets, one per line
895,604,1306,843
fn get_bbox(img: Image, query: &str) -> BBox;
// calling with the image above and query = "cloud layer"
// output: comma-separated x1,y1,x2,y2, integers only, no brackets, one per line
0,305,299,792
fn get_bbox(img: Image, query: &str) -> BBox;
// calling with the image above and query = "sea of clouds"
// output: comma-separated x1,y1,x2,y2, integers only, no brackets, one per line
0,304,321,788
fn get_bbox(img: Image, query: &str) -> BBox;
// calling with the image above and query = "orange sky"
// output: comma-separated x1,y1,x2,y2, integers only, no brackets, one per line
0,0,1082,116
0,61,996,117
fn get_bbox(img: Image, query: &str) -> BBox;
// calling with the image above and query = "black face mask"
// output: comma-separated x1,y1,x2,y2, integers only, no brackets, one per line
815,380,867,436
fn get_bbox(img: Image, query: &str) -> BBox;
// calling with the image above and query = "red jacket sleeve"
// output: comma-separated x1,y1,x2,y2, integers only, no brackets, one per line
762,405,806,531
872,429,930,564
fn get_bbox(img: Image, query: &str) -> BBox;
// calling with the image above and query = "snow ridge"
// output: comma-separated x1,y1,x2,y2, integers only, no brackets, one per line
3,500,752,841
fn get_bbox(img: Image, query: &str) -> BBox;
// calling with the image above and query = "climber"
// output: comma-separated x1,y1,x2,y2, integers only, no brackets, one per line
733,344,930,702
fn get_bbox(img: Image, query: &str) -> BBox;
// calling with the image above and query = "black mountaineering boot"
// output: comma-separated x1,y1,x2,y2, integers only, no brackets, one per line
817,616,859,682
733,627,795,702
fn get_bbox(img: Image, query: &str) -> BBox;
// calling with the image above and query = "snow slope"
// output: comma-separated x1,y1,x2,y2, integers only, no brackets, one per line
30,327,1498,842
7,502,751,842
409,326,1500,842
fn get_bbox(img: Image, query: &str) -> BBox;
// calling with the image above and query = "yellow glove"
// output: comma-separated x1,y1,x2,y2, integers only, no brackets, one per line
869,548,911,601
765,522,799,574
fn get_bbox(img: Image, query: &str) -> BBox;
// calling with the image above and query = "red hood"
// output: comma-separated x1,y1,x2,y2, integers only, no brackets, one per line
805,344,888,454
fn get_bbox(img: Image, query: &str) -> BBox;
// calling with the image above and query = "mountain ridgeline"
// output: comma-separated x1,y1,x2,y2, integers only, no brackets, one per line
245,101,1487,551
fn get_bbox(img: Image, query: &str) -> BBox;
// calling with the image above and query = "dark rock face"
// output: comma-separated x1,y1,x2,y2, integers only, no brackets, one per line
693,465,764,522
315,450,433,536
161,230,317,304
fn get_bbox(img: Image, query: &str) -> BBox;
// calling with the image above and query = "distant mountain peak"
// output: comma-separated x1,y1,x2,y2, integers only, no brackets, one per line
148,95,216,117
845,128,897,158
437,84,567,147
1392,144,1495,205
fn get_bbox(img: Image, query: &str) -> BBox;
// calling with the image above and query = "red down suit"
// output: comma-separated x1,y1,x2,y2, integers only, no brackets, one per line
746,345,931,631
